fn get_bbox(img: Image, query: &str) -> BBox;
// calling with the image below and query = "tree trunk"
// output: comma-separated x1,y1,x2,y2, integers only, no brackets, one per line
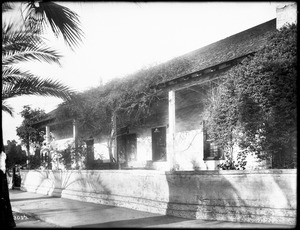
26,137,30,168
107,136,114,163
108,123,116,163
108,111,117,163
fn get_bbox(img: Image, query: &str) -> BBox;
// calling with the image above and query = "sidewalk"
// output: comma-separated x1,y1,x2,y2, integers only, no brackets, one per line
12,211,58,228
10,189,293,228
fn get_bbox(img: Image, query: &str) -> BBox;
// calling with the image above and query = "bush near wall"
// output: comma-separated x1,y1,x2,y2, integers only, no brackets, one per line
206,24,297,169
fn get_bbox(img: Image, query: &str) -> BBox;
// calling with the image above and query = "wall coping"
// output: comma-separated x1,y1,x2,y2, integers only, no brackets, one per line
21,169,297,175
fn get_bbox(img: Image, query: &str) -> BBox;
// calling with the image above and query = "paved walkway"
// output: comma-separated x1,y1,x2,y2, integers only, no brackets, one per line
10,189,293,228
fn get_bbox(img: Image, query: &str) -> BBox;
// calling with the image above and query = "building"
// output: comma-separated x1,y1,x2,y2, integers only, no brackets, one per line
33,3,297,171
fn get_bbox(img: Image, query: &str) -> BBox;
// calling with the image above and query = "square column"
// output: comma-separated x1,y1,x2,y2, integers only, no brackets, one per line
73,119,78,149
45,125,50,144
168,90,176,170
112,112,117,162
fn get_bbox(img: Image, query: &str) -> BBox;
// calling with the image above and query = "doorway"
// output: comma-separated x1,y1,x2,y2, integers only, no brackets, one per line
152,126,167,161
117,133,137,163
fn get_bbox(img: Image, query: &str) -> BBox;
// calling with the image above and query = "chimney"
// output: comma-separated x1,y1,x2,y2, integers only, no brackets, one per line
276,2,297,29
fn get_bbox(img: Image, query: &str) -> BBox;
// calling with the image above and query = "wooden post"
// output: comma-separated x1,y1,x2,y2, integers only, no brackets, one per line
168,90,176,170
45,125,50,144
73,119,79,164
112,112,117,162
73,119,78,147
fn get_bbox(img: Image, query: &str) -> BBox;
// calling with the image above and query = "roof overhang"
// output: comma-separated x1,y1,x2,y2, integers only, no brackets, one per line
153,52,255,91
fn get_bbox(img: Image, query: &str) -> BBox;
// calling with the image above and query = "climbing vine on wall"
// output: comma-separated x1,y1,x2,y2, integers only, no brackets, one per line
206,24,297,169
53,57,193,162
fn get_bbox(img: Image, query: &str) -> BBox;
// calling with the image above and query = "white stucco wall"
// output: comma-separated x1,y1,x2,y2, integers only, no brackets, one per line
135,129,152,162
130,127,225,170
174,129,204,170
94,142,109,161
50,138,74,151
20,169,297,225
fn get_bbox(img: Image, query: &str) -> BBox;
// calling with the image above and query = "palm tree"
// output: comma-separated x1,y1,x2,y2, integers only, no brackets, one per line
3,1,84,50
2,22,75,115
2,1,84,115
1,3,83,224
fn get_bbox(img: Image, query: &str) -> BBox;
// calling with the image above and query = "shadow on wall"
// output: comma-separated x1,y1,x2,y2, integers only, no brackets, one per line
20,170,115,206
165,170,296,225
72,170,115,206
19,169,296,226
165,171,246,220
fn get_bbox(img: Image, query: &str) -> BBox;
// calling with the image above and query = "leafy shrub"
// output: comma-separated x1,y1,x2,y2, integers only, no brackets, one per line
55,141,87,170
217,152,247,170
207,24,297,169
5,140,27,169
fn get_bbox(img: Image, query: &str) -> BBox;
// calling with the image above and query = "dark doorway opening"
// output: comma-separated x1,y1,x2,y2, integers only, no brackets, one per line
117,133,137,164
152,126,167,161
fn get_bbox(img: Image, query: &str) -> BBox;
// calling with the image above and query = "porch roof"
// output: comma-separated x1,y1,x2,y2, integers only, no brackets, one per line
31,108,58,128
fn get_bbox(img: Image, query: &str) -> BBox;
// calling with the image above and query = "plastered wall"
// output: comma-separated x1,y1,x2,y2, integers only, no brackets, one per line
20,169,296,225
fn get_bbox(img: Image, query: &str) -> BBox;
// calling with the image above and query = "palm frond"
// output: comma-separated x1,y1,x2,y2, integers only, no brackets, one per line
2,23,61,65
2,101,14,116
2,23,43,51
24,1,84,50
2,1,80,117
2,66,35,83
2,2,13,12
2,76,76,101
3,47,61,66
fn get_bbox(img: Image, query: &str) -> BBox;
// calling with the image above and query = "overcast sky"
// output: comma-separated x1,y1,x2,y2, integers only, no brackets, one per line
2,2,278,144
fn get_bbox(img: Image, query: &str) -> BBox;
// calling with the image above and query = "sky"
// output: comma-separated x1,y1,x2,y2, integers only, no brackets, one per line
2,1,279,144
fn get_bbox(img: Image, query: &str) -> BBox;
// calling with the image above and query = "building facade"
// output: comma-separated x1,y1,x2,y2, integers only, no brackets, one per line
34,3,297,171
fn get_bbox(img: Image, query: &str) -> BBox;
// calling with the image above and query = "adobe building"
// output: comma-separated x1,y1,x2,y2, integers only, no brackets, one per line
23,3,297,225
33,2,297,171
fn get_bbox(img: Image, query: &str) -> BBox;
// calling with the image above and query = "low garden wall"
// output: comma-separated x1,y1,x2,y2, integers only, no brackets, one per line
20,169,296,225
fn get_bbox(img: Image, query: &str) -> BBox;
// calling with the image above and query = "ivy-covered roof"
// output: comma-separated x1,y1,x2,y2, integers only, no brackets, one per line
31,107,59,127
155,19,276,83
37,18,277,126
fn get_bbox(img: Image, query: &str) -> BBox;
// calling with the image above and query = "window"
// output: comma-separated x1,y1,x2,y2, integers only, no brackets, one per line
203,123,224,160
